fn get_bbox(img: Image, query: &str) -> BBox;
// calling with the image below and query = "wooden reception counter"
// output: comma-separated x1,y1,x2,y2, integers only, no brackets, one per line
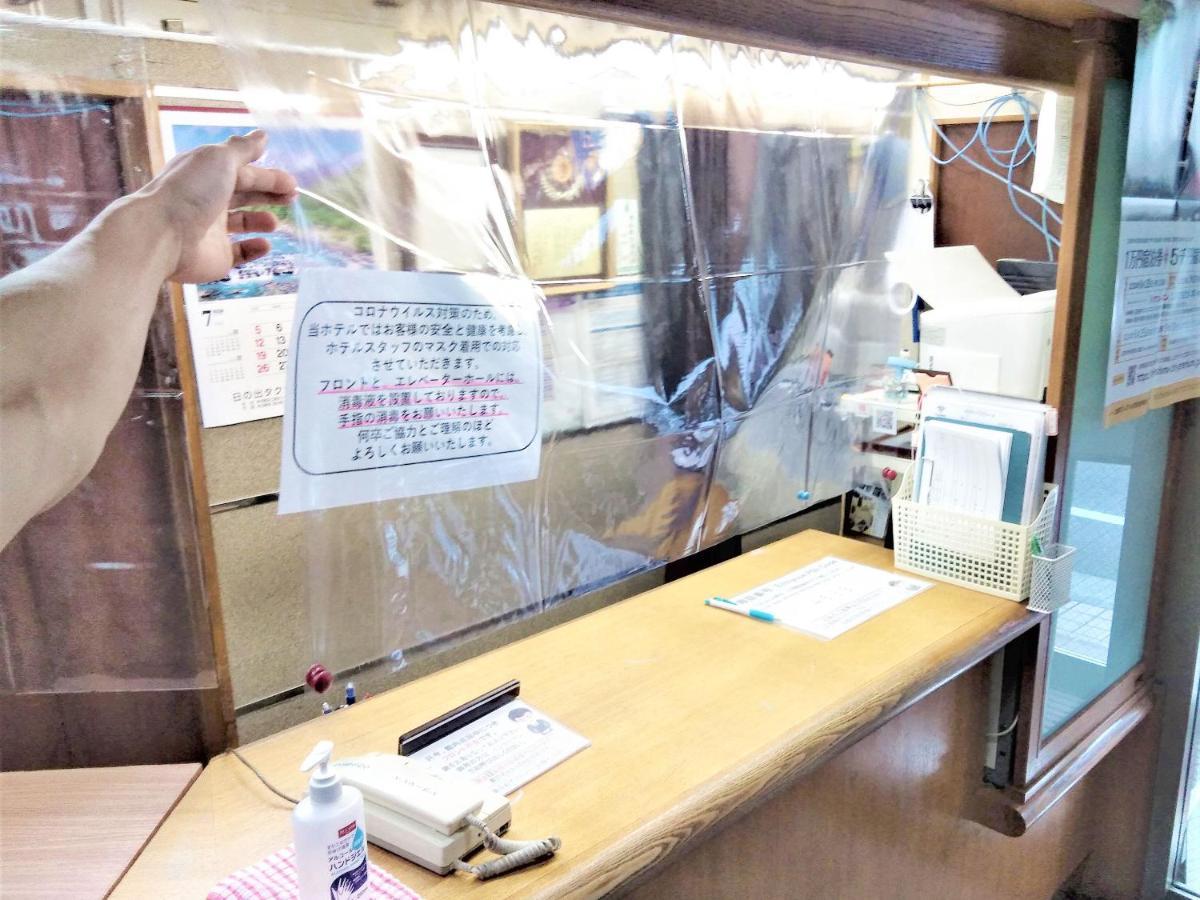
114,531,1042,899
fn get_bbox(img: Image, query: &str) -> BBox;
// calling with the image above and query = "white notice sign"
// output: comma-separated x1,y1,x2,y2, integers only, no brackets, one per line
412,701,590,796
725,556,931,640
1103,219,1200,426
279,269,543,514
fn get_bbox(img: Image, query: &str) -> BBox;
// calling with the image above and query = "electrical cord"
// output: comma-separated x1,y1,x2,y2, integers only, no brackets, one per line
229,750,561,879
915,88,1061,262
453,814,562,880
985,716,1019,738
231,747,302,805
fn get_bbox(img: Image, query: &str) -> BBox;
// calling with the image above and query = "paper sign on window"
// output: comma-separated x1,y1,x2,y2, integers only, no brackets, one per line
279,269,543,514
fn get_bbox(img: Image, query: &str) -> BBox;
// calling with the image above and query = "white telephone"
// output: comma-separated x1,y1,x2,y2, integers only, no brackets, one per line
332,754,511,875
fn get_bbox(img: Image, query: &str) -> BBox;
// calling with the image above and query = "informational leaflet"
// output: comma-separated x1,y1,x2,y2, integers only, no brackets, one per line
579,290,648,428
278,269,542,514
1104,219,1200,426
411,701,590,795
725,556,931,640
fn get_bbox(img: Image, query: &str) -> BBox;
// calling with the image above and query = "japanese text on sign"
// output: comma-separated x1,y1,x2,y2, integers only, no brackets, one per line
279,270,542,514
1104,219,1200,426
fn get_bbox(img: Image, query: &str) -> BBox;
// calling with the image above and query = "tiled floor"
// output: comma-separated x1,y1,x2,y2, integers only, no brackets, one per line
1054,599,1113,665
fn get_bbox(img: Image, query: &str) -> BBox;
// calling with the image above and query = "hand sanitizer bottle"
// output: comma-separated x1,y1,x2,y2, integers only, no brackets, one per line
293,740,369,900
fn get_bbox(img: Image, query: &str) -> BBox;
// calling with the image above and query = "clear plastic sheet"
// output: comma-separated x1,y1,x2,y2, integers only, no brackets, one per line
0,5,922,701
0,16,217,693
204,1,921,691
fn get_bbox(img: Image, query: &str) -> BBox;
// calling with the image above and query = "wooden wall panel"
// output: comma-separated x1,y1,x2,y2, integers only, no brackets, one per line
629,662,1152,899
0,690,225,771
0,87,229,768
934,120,1064,267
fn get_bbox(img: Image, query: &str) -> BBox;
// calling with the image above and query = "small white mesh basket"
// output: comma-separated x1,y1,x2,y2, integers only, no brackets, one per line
892,467,1057,602
1028,543,1077,613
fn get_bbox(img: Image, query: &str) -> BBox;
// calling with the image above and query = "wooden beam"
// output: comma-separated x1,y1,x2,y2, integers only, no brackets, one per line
140,96,240,755
1048,21,1132,493
498,0,1079,87
1079,0,1142,17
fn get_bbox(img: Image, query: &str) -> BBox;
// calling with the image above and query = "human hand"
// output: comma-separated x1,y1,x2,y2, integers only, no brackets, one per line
145,130,297,284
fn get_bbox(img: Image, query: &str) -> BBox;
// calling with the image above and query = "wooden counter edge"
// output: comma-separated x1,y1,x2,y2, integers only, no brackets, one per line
525,608,1042,899
106,763,204,896
970,682,1153,838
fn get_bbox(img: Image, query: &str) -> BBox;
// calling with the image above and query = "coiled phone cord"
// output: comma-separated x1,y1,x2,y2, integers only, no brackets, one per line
452,814,562,880
230,750,560,879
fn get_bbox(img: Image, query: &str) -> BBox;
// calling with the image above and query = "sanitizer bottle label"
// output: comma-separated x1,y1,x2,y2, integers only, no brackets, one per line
327,819,369,898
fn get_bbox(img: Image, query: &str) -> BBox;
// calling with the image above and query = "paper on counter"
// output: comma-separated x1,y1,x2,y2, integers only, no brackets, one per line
278,269,543,514
885,245,1019,311
411,701,590,796
725,556,931,640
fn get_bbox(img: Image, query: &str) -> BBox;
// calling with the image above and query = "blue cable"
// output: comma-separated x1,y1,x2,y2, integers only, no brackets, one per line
0,102,109,119
915,89,1060,261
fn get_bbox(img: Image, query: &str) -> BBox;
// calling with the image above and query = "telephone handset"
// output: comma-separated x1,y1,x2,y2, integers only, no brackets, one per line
333,754,512,875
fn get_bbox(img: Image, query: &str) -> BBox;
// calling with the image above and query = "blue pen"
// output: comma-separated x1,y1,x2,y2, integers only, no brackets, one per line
705,596,776,623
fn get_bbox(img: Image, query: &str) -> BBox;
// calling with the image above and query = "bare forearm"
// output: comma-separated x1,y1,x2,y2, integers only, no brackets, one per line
0,130,294,550
0,192,180,545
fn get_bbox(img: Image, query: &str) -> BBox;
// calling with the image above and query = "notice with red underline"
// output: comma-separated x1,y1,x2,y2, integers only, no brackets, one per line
278,269,543,514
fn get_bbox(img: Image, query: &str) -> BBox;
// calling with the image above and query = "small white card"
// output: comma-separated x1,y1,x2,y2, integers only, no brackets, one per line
871,405,898,436
725,556,931,640
279,269,543,514
411,701,589,796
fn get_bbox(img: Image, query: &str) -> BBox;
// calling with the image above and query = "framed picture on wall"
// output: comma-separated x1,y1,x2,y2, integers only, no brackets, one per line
514,127,609,281
154,91,373,427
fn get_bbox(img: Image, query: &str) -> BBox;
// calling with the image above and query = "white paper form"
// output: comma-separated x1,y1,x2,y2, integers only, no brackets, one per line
279,269,543,514
916,419,1012,520
725,556,932,641
411,701,590,796
921,386,1049,525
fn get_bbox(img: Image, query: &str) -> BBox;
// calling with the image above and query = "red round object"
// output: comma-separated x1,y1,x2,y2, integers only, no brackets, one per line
882,467,898,481
306,663,333,694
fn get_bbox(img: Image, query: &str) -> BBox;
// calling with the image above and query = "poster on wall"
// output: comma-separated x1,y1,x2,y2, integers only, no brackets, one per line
158,105,372,427
1102,8,1200,426
278,269,543,514
1103,219,1200,426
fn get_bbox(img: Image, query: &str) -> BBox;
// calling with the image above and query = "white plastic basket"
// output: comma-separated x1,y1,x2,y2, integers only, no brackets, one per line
892,467,1058,602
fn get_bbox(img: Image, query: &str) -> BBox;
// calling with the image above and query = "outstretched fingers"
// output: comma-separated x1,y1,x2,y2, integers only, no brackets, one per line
225,129,269,164
233,164,297,207
231,236,272,267
227,209,278,234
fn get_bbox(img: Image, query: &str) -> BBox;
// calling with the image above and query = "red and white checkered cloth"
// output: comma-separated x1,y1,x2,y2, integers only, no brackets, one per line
207,846,421,900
